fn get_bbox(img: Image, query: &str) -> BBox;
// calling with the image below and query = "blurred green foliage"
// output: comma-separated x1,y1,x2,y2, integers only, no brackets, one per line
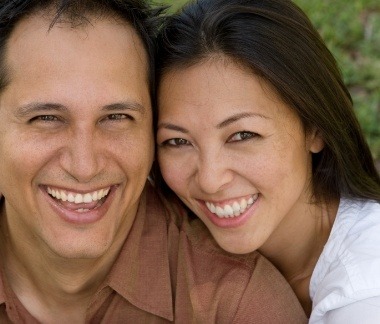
156,0,380,160
295,0,380,160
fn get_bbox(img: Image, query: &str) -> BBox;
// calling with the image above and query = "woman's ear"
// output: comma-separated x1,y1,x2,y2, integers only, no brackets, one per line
308,128,325,153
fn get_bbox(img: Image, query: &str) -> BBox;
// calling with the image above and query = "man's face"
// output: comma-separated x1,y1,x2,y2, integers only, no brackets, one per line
0,14,154,259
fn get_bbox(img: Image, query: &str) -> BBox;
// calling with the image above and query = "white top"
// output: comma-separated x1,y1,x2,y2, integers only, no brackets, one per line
309,198,380,323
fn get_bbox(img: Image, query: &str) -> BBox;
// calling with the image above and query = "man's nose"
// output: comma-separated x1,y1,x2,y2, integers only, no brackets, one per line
59,126,106,183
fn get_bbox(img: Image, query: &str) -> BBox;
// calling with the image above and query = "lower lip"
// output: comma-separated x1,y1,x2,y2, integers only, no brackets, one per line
199,196,259,229
41,186,116,225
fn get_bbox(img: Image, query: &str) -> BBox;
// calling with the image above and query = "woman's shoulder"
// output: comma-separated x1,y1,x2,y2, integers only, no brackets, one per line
330,198,379,242
310,198,380,322
317,198,379,262
328,198,380,256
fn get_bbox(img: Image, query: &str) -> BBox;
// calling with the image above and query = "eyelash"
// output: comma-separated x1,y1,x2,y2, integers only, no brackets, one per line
29,113,134,124
161,131,258,148
162,138,191,147
29,115,60,123
104,113,134,121
228,131,257,142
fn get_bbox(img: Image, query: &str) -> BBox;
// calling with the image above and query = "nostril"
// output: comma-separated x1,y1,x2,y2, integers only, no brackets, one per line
197,166,233,194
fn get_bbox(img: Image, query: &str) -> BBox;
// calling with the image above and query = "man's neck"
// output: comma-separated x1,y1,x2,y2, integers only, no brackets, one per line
0,214,127,323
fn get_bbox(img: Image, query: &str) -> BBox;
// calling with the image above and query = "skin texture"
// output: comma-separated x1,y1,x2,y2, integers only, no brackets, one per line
157,58,324,254
157,58,330,313
0,13,153,321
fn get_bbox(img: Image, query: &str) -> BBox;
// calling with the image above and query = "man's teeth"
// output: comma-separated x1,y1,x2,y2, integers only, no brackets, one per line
205,195,258,218
47,187,110,204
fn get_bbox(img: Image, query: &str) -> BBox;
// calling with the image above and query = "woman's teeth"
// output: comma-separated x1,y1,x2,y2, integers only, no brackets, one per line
205,194,258,218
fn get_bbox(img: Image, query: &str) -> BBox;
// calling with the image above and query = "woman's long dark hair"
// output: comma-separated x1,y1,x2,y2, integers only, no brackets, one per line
153,0,380,202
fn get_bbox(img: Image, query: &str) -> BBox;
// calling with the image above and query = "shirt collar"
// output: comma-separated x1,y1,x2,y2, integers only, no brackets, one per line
107,183,174,320
0,184,174,319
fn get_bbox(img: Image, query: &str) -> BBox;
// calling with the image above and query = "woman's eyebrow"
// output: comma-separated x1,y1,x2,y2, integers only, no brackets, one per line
158,112,270,133
157,122,189,134
216,112,270,129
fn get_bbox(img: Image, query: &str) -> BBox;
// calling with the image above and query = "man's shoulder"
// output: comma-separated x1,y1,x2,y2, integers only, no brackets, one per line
144,182,282,271
171,209,306,323
142,183,306,323
143,183,259,268
144,182,186,227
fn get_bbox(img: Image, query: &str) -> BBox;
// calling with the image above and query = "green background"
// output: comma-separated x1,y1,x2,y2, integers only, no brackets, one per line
155,0,380,164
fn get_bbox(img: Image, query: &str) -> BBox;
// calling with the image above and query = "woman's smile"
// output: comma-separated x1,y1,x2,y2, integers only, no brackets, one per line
157,58,324,254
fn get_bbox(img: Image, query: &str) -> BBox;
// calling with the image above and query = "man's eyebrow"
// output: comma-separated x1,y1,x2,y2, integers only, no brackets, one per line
15,101,146,118
15,103,68,117
102,101,146,114
216,112,270,129
157,122,189,134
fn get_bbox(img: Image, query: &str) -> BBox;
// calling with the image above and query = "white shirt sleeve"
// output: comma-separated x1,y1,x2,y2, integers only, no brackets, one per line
310,199,380,324
324,297,380,324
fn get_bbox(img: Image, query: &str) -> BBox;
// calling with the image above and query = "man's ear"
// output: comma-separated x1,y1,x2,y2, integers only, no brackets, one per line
308,128,325,153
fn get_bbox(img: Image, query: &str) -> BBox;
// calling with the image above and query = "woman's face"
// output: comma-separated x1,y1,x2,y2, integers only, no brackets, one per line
157,58,323,254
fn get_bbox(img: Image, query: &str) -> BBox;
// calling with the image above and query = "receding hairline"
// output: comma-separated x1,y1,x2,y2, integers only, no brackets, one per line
0,5,149,95
0,1,153,94
23,4,134,32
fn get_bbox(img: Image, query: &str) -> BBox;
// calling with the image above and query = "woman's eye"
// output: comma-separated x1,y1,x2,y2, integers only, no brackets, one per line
228,131,256,142
162,138,191,147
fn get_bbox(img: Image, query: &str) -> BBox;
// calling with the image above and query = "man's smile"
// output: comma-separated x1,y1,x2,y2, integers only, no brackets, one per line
44,185,113,214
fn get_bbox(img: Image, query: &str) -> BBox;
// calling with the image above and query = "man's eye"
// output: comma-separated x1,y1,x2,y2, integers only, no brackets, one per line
163,138,191,147
30,115,59,122
228,131,256,142
106,114,133,121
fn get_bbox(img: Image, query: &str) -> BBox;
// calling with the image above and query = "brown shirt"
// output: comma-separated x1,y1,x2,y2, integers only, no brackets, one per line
0,183,307,323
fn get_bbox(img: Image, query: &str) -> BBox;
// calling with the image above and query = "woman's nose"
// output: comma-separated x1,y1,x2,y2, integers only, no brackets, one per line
195,152,233,194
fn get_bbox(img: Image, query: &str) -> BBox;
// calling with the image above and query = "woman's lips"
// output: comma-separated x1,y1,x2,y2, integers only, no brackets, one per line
199,194,260,229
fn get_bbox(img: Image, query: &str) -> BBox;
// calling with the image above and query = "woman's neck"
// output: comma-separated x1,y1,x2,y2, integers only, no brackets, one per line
259,199,339,315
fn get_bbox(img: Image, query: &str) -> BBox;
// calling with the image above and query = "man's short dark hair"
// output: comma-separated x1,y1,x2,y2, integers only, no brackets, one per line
0,0,163,97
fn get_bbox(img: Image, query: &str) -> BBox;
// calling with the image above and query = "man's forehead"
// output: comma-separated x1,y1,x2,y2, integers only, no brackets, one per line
6,11,149,79
1,10,151,116
10,10,140,41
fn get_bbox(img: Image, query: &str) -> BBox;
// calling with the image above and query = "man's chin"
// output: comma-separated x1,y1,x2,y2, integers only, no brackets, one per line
49,243,112,261
41,230,117,261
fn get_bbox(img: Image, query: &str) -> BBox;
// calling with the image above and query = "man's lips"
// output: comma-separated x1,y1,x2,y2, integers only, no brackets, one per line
45,185,111,212
41,185,118,225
